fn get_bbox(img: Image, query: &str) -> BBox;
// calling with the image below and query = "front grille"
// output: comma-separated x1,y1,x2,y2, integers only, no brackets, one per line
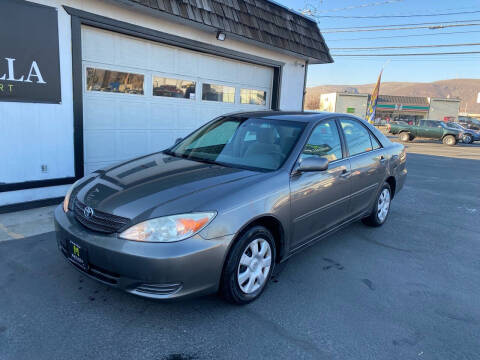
74,199,130,233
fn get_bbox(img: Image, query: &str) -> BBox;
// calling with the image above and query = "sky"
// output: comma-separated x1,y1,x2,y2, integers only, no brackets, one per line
274,0,480,86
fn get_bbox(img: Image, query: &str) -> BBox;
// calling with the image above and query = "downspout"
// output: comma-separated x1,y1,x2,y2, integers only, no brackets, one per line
301,60,309,111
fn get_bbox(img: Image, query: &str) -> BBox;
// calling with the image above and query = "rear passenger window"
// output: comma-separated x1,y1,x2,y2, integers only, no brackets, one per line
340,119,374,156
300,119,343,162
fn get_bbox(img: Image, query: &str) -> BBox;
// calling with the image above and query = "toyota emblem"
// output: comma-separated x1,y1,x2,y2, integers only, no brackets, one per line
83,206,94,218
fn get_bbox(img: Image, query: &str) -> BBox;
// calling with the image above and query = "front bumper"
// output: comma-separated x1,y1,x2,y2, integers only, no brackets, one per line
54,205,233,300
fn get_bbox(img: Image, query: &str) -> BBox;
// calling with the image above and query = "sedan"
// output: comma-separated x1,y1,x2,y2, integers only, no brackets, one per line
55,111,407,304
446,122,480,144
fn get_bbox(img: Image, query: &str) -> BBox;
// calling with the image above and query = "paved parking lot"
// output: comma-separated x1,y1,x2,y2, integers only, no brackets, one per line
1,141,479,360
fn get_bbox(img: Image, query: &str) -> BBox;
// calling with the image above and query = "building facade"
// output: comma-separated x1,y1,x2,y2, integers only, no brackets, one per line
320,92,461,124
0,0,332,208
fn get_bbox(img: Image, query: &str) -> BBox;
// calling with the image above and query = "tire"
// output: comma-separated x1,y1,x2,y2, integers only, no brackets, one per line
463,134,473,144
442,135,456,146
362,183,392,227
399,132,410,142
220,226,276,305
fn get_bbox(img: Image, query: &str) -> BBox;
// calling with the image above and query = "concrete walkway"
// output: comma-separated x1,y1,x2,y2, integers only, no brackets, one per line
0,204,58,242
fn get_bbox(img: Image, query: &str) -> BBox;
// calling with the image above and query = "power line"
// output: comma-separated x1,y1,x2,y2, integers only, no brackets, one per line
303,0,405,14
332,51,480,56
322,18,480,31
331,42,480,50
311,9,480,19
325,30,480,42
323,23,480,33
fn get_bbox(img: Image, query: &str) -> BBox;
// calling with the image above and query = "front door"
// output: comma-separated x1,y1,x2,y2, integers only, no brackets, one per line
339,118,386,217
290,118,351,249
423,121,444,139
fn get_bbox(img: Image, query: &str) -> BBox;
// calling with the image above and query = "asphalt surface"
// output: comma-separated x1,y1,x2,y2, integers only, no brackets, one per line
1,144,480,360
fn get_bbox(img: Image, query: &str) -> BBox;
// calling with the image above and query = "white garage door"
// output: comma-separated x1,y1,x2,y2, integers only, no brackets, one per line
81,26,274,173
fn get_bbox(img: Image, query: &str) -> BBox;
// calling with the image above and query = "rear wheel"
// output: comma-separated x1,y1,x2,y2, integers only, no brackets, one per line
399,132,410,142
463,134,473,144
442,135,456,146
220,226,275,304
362,183,392,227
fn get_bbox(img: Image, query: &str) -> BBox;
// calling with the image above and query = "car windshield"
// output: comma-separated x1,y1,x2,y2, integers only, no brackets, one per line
167,116,306,171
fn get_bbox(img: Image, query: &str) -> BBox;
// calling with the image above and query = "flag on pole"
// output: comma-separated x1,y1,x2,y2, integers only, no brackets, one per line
366,69,383,124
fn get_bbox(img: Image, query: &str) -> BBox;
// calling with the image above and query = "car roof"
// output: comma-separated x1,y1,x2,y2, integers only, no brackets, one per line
226,111,348,123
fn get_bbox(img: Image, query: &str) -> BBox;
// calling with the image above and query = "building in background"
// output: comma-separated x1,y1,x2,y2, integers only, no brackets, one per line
319,92,460,123
0,0,332,208
319,93,369,118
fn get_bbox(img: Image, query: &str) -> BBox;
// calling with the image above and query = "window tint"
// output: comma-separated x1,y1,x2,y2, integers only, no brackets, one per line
240,89,266,105
86,68,144,94
186,121,238,149
153,76,195,99
300,119,342,162
340,119,373,156
202,84,235,103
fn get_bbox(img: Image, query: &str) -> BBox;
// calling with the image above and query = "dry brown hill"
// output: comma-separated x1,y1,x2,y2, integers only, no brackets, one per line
305,79,480,113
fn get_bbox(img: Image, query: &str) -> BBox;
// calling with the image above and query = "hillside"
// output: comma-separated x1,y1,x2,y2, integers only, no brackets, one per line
305,79,480,113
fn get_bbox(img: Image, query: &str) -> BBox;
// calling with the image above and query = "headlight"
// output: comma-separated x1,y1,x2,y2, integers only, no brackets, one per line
119,212,217,242
63,179,83,212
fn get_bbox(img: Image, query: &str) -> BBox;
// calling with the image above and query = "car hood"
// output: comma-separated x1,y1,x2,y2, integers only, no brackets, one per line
75,152,260,220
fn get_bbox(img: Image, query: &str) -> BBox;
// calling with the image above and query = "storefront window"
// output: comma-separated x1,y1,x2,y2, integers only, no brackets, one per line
86,68,144,95
240,89,266,105
153,76,196,99
202,84,235,103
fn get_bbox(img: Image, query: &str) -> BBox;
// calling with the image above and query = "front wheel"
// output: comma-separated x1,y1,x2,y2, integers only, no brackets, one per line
442,135,457,146
362,183,392,227
220,226,276,304
463,134,473,144
399,132,410,142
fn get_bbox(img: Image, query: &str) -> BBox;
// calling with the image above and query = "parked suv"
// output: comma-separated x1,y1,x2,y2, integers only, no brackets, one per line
387,119,462,146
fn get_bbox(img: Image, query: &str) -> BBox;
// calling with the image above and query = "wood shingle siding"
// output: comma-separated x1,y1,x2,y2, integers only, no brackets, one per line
116,0,332,63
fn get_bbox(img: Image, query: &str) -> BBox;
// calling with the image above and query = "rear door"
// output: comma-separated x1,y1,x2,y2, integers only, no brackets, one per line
290,118,351,249
339,118,386,217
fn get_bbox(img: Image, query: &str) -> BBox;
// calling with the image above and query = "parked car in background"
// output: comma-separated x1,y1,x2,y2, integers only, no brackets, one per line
387,119,462,146
446,122,480,144
55,111,407,304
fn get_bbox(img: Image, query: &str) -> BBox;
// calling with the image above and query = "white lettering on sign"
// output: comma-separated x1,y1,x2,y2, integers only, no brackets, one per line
0,57,46,84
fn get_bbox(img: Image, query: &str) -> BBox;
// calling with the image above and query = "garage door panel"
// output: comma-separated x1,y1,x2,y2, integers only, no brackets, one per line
116,101,150,130
116,131,150,160
151,103,178,129
149,44,176,73
84,131,116,163
150,130,177,151
84,98,116,130
82,26,273,174
82,28,115,64
175,49,199,77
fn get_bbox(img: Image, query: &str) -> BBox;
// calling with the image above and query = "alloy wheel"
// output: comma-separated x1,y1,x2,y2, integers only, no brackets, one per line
377,188,391,223
237,238,272,294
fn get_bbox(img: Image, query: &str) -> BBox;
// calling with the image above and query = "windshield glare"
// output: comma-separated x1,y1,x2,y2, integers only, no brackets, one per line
169,117,305,171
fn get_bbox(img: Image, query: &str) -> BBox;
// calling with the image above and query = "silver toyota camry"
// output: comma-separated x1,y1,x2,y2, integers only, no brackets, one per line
55,111,407,304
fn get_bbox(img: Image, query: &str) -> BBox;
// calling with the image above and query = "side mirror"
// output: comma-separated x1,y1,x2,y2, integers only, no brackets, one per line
296,157,329,173
174,137,183,145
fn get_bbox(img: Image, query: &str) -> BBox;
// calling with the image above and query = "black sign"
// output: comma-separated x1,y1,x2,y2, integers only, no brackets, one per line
0,0,61,103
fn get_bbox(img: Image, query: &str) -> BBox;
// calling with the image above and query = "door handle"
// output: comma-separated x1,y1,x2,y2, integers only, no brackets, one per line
340,169,351,178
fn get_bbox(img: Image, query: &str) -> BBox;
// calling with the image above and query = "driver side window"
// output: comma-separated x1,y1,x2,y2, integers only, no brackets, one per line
300,119,343,162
